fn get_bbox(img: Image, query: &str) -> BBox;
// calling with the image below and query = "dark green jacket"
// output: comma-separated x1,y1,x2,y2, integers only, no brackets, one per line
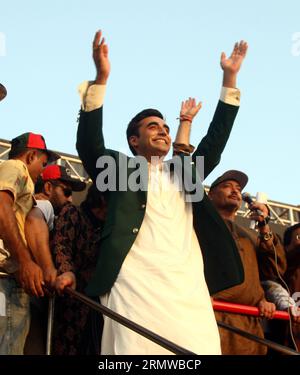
76,101,244,296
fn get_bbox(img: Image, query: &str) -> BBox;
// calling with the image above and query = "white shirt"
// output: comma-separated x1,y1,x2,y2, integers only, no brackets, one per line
79,82,240,354
101,164,221,354
36,200,55,231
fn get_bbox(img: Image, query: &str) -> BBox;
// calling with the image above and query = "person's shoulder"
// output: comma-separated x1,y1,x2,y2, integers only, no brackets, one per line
35,199,54,229
0,160,29,193
0,159,26,173
36,199,53,213
59,203,80,217
56,203,82,227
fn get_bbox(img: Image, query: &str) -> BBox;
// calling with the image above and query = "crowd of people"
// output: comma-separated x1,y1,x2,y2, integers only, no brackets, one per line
0,30,299,356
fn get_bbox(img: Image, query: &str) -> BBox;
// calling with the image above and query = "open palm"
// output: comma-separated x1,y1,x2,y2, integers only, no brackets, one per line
180,98,202,120
93,30,111,83
220,41,248,75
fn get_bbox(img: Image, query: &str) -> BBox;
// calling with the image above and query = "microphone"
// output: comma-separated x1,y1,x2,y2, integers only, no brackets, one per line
242,192,253,205
242,192,265,229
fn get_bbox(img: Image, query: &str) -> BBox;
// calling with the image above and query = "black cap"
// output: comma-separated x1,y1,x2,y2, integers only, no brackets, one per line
9,132,60,162
210,170,248,191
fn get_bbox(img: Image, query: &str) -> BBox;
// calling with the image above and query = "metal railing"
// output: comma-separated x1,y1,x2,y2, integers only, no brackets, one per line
45,287,300,356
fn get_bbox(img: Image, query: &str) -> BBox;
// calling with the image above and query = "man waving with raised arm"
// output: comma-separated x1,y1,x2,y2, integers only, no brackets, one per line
76,31,247,355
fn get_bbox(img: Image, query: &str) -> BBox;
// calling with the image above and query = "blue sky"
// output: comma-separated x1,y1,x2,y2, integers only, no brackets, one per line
1,0,299,205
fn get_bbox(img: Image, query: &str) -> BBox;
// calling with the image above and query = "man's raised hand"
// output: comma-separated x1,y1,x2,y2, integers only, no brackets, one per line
93,30,110,84
220,40,248,88
180,98,202,122
221,40,248,74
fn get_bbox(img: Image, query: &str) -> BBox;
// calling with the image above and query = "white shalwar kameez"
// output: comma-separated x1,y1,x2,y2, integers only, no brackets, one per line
100,163,221,355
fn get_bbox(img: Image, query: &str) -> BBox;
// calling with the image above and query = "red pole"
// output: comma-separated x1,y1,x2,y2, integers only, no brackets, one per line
213,300,290,320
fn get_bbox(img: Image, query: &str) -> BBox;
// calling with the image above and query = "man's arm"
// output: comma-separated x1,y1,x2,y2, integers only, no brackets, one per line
250,202,287,279
221,41,248,89
25,207,57,289
193,41,248,178
93,30,110,85
0,191,44,296
76,30,111,181
55,271,76,295
51,205,80,293
173,98,202,154
257,298,276,319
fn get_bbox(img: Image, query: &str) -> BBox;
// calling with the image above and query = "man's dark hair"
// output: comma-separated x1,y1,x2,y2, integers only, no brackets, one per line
126,108,164,155
34,176,45,194
34,177,62,194
283,223,300,247
8,147,44,160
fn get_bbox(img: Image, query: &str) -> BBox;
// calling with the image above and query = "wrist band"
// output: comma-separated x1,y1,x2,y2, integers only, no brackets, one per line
177,115,193,123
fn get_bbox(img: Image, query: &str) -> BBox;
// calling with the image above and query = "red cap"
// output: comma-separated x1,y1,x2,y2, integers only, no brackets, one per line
41,165,86,192
9,132,60,162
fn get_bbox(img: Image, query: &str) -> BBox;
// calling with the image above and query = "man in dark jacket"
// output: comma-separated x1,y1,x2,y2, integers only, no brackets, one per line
76,31,247,354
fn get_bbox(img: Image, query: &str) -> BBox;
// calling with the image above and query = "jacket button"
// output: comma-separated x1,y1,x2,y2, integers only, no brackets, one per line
132,228,139,234
141,204,146,209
